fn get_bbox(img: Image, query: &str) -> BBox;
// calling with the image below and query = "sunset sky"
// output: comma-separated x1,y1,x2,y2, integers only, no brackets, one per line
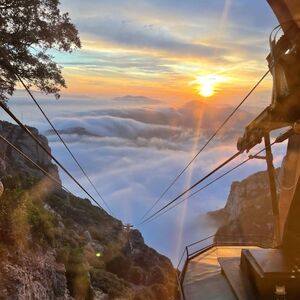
55,0,278,106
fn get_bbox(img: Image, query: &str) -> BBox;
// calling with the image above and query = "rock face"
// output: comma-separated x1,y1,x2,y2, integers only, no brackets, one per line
0,250,71,300
0,121,178,300
208,170,277,245
0,121,59,181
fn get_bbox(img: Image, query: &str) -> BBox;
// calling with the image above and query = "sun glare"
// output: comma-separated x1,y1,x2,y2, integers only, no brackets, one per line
199,77,214,97
190,74,227,98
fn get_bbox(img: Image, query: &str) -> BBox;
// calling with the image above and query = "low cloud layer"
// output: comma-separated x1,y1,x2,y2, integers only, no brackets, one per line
7,95,285,262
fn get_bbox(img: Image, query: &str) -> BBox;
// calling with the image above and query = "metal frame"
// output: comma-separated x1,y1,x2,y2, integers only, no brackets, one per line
264,133,281,243
176,234,275,300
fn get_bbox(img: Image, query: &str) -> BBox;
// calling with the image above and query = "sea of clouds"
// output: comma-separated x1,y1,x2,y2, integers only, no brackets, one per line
6,94,288,263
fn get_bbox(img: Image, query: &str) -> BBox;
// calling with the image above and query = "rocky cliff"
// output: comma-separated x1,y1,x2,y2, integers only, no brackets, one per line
0,121,59,180
208,170,277,246
0,121,178,300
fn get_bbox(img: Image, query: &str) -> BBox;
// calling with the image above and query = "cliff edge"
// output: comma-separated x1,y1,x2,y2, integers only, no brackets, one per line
208,169,277,246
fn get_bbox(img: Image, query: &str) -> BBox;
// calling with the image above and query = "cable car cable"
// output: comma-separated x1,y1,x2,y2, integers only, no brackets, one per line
141,140,276,225
0,51,113,215
139,151,241,225
139,70,270,223
0,102,105,211
0,133,71,194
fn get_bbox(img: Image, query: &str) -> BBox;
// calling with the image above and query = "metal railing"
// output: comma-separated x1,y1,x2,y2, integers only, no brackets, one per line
176,234,275,300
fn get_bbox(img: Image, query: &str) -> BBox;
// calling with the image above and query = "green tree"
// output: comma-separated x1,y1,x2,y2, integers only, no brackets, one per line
0,0,81,101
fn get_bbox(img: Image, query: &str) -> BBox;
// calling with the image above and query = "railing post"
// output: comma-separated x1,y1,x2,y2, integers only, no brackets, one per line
176,247,189,300
177,273,186,300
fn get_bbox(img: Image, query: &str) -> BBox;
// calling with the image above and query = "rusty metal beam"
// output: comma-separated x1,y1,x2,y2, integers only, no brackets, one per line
264,133,281,244
267,0,300,42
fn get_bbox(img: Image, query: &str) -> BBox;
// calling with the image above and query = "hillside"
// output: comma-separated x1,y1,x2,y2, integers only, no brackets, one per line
0,121,178,300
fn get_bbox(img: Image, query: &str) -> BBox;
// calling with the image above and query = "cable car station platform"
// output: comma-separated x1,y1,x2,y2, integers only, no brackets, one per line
182,245,254,300
180,243,300,300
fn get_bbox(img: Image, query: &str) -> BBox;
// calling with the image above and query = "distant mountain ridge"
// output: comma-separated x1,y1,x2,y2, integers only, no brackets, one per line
112,95,162,105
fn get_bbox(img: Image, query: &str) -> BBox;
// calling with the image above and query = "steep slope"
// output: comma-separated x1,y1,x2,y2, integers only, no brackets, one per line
208,170,277,246
0,121,178,300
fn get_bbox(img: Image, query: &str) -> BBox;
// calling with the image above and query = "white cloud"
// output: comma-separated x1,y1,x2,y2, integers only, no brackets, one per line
50,115,184,140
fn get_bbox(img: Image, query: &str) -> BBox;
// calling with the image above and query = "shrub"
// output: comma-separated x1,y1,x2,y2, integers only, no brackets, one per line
133,288,155,300
84,245,105,269
0,186,29,246
88,225,105,242
104,240,123,262
0,174,59,248
106,254,131,279
10,200,30,249
27,203,57,246
129,266,144,285
147,266,165,285
151,284,169,300
63,247,93,300
90,269,129,299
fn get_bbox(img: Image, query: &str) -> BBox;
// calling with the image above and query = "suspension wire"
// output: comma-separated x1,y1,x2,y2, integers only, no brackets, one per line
0,50,114,215
138,151,241,225
141,140,277,226
0,101,106,211
15,74,113,215
0,134,71,194
139,70,270,223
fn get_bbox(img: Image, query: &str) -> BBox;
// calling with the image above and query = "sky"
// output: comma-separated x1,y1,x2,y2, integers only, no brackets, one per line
54,0,278,106
4,1,287,264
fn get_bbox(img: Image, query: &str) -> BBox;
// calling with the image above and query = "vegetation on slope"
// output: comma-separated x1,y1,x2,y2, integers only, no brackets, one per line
0,172,178,299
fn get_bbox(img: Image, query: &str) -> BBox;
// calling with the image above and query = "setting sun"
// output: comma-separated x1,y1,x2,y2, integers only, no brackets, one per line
199,76,215,97
190,74,228,98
